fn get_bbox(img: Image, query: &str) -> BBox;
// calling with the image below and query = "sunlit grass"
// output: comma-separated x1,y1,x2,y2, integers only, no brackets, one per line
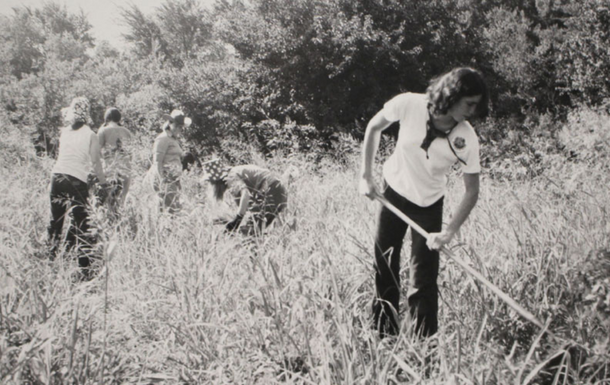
1,122,609,384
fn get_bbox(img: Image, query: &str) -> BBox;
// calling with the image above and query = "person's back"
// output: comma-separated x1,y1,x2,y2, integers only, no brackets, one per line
228,164,287,231
99,123,131,152
98,122,132,176
228,164,276,196
53,124,95,183
97,108,132,209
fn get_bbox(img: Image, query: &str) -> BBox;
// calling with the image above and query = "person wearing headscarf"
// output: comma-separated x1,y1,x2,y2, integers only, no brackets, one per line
359,67,489,338
49,97,107,276
150,109,191,213
97,107,132,213
204,160,288,235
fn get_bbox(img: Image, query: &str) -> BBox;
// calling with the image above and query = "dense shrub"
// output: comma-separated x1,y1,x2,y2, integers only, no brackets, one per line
558,103,610,166
3,0,610,168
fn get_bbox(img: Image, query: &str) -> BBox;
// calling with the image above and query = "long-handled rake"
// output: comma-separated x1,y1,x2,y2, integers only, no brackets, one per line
373,192,551,334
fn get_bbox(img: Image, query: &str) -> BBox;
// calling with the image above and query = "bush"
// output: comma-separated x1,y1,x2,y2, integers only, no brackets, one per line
116,84,168,133
558,103,610,166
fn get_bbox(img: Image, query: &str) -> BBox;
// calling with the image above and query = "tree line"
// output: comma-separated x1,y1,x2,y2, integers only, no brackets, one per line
1,0,608,162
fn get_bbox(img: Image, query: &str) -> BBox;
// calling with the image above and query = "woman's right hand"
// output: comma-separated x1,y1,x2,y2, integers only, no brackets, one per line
359,111,391,202
359,175,378,200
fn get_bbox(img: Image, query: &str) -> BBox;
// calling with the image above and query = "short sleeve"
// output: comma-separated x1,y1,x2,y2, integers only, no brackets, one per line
460,133,481,174
382,93,415,122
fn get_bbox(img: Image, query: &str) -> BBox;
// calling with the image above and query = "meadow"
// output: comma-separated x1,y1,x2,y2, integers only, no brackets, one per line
1,113,609,384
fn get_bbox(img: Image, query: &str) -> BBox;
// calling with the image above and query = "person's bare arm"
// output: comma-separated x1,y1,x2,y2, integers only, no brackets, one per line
90,133,107,184
225,188,250,232
359,110,394,199
97,127,106,148
153,138,168,177
427,173,479,250
236,189,250,216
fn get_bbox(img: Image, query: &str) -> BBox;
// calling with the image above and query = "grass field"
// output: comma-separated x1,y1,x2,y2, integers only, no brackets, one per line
1,119,609,384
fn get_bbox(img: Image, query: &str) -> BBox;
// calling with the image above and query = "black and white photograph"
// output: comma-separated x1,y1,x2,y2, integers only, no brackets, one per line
0,0,609,383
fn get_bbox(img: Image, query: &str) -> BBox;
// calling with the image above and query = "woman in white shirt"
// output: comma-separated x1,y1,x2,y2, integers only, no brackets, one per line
359,67,489,338
48,97,107,275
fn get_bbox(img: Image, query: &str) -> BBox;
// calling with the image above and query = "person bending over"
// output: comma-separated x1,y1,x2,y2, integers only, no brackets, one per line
359,67,489,338
204,160,288,235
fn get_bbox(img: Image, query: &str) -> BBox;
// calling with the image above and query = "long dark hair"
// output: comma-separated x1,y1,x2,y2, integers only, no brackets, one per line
427,67,489,118
210,180,228,201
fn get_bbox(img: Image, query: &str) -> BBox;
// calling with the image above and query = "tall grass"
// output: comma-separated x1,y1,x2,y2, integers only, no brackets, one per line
1,119,608,384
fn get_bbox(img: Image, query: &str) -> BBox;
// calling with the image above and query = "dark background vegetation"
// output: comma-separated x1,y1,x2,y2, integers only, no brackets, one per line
1,1,609,382
1,0,609,164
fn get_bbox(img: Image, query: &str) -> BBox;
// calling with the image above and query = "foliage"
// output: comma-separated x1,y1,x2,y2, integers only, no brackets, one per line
120,4,167,59
2,0,610,165
0,3,93,79
558,103,610,167
157,0,213,58
478,0,610,117
2,0,610,382
213,0,479,132
554,1,610,106
1,116,609,383
121,0,214,63
481,8,536,112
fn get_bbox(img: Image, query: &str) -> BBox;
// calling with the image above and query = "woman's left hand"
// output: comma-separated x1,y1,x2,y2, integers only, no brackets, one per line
426,230,455,250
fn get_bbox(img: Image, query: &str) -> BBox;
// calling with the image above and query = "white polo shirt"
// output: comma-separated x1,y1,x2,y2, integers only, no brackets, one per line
382,93,480,207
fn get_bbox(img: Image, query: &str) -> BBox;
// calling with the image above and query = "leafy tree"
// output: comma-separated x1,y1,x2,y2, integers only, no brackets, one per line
553,0,610,105
93,40,121,60
0,2,93,79
121,0,214,63
121,4,168,59
157,0,212,58
0,8,46,78
213,0,481,139
32,2,93,45
478,0,610,117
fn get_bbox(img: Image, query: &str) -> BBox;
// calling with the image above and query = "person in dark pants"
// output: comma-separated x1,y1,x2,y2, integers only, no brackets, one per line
48,97,107,275
204,160,288,235
359,67,489,338
49,174,92,263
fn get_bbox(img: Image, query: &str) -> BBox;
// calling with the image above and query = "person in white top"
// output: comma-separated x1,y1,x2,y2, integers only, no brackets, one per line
97,107,132,212
48,97,107,278
359,67,489,338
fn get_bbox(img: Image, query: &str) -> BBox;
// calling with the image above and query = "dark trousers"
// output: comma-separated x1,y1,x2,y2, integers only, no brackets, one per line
373,183,443,338
48,173,92,268
242,180,288,235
